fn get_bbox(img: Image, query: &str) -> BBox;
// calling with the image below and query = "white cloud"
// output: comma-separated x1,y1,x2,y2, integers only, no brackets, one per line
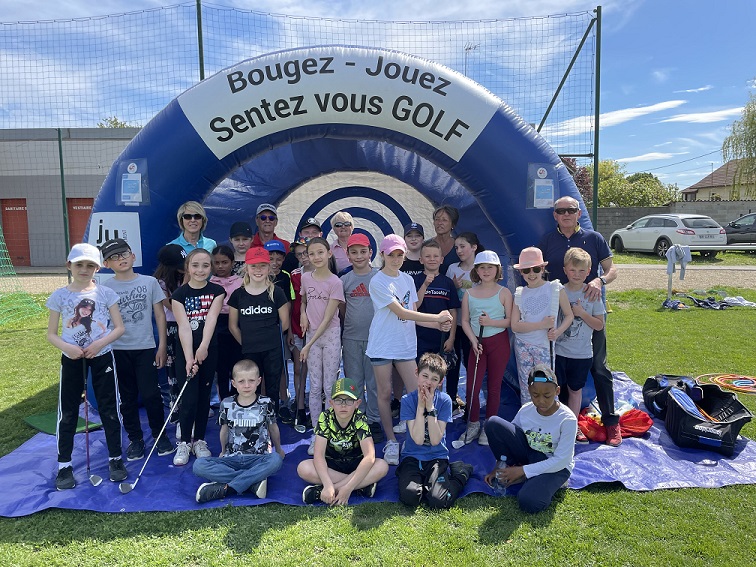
673,85,713,94
660,107,743,124
617,152,688,164
652,69,671,83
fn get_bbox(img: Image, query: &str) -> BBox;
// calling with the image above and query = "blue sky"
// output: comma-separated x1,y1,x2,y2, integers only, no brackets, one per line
4,0,755,189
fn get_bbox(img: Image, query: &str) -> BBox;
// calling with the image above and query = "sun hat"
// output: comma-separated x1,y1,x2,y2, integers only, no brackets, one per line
379,234,407,255
245,247,270,264
331,377,359,400
514,246,548,270
473,250,501,266
67,243,102,267
347,233,370,248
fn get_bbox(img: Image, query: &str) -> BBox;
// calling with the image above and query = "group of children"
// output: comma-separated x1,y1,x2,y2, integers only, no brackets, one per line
47,211,611,513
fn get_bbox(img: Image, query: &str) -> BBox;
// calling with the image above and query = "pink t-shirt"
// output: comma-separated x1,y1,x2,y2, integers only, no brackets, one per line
301,271,345,331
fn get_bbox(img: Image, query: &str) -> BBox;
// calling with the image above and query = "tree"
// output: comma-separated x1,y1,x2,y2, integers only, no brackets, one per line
561,157,593,206
589,160,678,207
722,88,756,199
97,116,135,128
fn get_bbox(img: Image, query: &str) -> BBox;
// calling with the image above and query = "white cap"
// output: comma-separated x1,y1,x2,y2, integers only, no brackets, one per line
473,250,501,266
67,243,102,267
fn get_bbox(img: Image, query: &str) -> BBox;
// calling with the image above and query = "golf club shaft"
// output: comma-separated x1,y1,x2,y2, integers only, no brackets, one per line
83,360,91,474
463,326,485,443
129,368,195,488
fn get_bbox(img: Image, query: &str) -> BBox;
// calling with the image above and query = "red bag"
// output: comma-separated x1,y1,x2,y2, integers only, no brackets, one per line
578,412,606,442
619,409,653,438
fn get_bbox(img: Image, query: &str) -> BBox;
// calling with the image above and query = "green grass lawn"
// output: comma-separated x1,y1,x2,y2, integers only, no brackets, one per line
1,291,755,566
612,249,756,265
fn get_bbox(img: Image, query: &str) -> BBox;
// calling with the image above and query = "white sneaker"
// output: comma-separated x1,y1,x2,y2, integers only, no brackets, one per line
392,420,407,433
478,422,489,446
173,441,191,466
192,439,211,458
307,436,316,456
251,478,268,498
383,439,400,466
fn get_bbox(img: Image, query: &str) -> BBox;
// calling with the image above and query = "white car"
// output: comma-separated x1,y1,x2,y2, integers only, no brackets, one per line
609,214,727,258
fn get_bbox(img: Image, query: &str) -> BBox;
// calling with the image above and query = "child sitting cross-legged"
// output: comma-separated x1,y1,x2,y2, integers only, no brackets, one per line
193,359,285,503
396,353,474,509
483,364,577,513
297,377,389,505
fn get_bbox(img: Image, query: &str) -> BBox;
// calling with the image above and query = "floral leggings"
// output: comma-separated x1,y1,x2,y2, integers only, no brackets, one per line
306,326,342,428
513,337,551,404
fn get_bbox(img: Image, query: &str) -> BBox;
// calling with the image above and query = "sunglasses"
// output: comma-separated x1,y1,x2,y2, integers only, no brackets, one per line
332,398,357,406
333,222,352,228
519,266,543,274
182,213,203,221
105,252,131,261
554,207,579,215
258,215,277,221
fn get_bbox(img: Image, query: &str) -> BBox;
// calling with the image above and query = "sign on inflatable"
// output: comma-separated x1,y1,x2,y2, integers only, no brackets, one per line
86,45,590,277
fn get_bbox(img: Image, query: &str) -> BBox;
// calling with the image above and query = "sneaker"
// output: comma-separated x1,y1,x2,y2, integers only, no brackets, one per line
193,439,211,458
156,435,176,456
478,424,489,446
461,420,480,444
173,441,191,466
383,439,400,466
108,458,128,482
368,421,385,444
196,482,227,503
449,461,474,484
55,466,75,490
302,484,323,504
126,439,145,461
359,482,377,498
392,420,407,434
391,398,401,418
576,429,589,444
451,403,464,420
307,436,316,456
605,424,622,447
250,478,268,498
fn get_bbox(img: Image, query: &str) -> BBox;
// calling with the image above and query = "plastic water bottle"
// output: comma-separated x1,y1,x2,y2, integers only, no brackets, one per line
490,458,508,496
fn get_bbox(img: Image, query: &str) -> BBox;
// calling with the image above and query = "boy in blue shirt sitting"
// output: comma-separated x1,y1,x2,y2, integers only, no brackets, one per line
396,353,473,508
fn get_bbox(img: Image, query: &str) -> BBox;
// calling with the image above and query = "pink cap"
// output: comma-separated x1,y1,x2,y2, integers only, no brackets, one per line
379,234,407,255
347,233,371,248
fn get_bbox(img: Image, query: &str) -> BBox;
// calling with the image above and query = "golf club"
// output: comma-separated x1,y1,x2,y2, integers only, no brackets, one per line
83,360,103,487
294,357,307,434
452,326,485,449
119,366,196,494
549,280,561,371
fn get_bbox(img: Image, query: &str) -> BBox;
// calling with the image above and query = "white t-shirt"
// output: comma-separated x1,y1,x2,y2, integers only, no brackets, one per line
365,270,419,360
514,281,562,348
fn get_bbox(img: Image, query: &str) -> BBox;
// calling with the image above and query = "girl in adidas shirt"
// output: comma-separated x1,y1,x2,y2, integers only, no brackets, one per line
228,246,290,415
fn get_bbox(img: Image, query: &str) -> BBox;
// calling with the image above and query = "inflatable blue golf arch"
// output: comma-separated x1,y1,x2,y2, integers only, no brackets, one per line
87,45,590,278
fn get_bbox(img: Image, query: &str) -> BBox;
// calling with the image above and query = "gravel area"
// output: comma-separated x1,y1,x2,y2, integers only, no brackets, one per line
11,265,755,295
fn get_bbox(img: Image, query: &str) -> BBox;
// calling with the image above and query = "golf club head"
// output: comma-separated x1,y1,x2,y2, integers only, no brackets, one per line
90,474,103,487
119,481,135,494
294,424,307,434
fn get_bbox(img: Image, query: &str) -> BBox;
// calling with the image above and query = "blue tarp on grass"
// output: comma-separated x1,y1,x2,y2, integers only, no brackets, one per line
1,373,754,517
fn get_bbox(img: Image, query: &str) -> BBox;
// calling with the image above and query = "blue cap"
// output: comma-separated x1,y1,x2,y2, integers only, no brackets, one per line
264,240,286,254
403,222,425,236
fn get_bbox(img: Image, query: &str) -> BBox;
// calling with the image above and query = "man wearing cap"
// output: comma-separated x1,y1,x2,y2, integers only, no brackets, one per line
252,204,290,253
537,196,621,446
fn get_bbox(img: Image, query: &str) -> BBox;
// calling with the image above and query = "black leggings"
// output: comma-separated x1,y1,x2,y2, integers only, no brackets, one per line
445,328,471,403
175,346,217,442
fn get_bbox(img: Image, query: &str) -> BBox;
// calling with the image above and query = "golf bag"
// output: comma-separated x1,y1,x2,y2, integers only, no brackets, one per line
642,374,702,419
664,383,752,457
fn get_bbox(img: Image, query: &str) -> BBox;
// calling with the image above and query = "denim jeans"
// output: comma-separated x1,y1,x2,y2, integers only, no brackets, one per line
192,452,283,494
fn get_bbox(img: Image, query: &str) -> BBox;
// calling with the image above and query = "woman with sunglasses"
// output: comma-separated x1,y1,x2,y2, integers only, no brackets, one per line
329,211,355,273
169,201,217,254
510,247,572,405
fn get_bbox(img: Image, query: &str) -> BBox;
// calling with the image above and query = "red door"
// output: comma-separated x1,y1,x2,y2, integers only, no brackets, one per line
1,199,31,267
67,198,94,246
